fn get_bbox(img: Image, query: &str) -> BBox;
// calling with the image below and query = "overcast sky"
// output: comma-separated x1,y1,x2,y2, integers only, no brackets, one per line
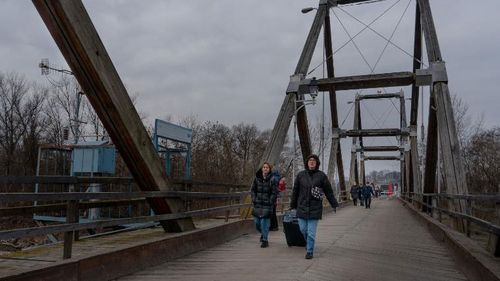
1,0,499,174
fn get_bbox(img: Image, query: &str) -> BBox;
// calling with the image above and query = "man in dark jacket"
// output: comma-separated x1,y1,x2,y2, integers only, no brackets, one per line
358,185,364,206
350,184,359,206
290,154,338,259
362,182,375,209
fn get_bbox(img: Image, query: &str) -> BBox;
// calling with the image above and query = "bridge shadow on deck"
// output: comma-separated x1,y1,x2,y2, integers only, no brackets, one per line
117,198,467,281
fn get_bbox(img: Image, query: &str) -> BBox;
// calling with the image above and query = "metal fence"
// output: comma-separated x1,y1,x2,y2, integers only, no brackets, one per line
400,192,500,257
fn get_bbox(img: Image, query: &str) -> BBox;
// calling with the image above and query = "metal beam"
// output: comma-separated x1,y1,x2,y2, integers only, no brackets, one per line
345,128,407,137
410,2,423,200
324,10,347,200
400,91,408,194
356,98,366,185
423,92,438,195
357,93,402,100
32,0,194,232
361,146,400,152
348,101,360,188
261,3,328,166
336,0,375,5
308,72,414,91
363,156,401,161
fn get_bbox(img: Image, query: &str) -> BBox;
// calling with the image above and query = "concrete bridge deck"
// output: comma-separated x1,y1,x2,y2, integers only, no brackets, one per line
118,198,467,281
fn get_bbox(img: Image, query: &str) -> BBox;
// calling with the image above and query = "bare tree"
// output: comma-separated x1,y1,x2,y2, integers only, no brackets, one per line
231,123,258,182
463,127,500,193
0,73,29,175
20,85,47,175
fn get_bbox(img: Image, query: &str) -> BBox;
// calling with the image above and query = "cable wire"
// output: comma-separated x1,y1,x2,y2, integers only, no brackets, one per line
338,3,427,68
332,8,401,114
307,0,402,76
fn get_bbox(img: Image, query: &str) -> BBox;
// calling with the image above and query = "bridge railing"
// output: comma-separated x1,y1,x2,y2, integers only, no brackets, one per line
400,192,500,257
0,176,251,259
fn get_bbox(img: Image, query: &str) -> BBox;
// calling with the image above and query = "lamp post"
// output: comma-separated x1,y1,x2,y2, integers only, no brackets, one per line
291,92,317,181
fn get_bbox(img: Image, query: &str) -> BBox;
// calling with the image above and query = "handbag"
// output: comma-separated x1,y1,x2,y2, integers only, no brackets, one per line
311,186,323,200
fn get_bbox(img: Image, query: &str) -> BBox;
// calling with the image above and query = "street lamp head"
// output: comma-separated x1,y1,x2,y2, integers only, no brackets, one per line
301,7,315,14
309,77,318,99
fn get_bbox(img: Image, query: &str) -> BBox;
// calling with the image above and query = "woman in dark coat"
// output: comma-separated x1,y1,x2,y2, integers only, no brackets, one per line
251,162,278,248
291,154,338,259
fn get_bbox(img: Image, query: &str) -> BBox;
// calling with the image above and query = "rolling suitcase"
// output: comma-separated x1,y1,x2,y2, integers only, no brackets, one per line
282,209,306,247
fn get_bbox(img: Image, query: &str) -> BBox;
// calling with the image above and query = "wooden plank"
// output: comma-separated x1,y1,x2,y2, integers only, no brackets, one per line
315,71,414,91
418,0,468,232
324,11,346,199
31,0,193,232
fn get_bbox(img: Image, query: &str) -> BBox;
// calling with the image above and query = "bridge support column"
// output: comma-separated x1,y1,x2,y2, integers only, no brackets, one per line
418,0,468,233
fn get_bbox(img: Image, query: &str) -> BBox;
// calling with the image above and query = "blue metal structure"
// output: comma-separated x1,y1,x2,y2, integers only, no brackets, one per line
71,141,116,175
153,119,192,180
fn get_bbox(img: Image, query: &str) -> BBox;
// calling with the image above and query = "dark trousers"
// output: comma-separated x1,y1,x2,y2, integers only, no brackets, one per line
352,198,358,206
270,204,278,230
364,197,372,208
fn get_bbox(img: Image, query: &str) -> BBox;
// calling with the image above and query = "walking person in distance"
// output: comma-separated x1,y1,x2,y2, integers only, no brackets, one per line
362,182,375,209
350,184,359,206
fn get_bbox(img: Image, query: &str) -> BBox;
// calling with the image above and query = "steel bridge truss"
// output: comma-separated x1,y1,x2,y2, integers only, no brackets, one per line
262,0,468,231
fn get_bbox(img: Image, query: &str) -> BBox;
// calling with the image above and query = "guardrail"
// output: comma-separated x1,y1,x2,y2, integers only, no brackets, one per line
400,192,500,257
0,176,252,259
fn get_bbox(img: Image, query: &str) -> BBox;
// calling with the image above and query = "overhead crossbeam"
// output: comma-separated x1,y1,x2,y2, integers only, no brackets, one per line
357,92,404,100
343,128,408,137
334,0,376,5
359,146,401,152
363,156,401,161
302,72,414,92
